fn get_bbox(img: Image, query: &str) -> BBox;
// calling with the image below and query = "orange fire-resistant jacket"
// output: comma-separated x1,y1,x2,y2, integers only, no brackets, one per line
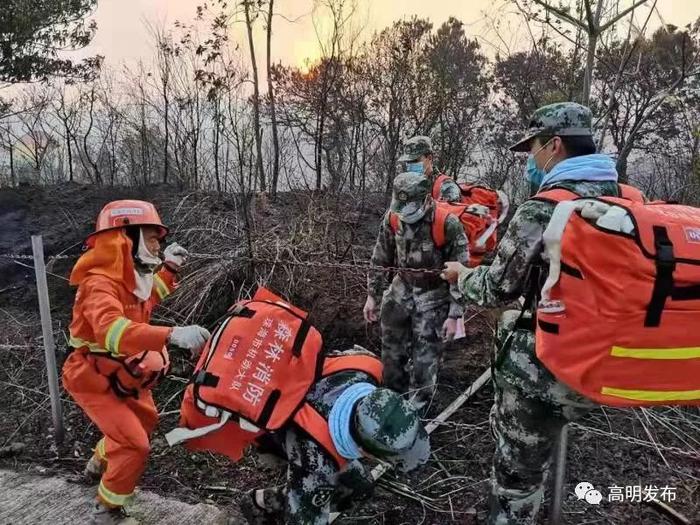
68,229,176,358
64,228,177,507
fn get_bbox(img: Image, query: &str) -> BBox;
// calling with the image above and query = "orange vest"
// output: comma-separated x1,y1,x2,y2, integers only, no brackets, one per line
175,287,383,466
532,185,700,407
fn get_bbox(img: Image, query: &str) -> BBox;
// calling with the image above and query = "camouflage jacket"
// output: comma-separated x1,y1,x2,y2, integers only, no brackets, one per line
369,203,469,318
457,180,621,308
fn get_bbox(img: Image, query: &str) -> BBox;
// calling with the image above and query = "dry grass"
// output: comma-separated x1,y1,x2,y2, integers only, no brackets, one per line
1,185,699,523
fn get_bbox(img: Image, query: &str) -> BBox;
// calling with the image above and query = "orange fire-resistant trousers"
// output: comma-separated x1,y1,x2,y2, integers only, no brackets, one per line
63,351,158,508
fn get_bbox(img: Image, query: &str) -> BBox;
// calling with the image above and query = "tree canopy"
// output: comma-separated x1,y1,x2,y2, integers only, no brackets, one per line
0,0,100,83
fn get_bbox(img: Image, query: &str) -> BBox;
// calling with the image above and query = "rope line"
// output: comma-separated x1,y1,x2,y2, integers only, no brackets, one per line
0,251,446,276
570,423,700,460
188,251,445,275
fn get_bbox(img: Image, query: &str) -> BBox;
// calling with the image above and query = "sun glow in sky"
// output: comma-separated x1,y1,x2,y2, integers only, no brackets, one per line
293,39,321,73
87,0,700,74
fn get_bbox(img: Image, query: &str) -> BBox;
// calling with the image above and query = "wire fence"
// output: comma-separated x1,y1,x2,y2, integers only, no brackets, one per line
0,250,448,280
0,253,76,261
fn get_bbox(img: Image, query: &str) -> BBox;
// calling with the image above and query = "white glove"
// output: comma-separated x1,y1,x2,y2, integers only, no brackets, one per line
169,325,210,358
163,242,189,271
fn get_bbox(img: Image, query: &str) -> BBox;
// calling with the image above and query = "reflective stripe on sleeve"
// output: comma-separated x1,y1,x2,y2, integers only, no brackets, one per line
153,274,171,300
105,317,131,356
68,335,106,353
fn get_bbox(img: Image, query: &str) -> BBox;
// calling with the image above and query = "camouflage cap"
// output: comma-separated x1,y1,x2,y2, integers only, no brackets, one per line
510,102,593,152
354,388,430,472
398,135,433,162
390,172,430,217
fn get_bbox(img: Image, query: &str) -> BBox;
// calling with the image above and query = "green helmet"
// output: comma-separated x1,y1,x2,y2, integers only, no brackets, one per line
398,135,433,162
510,102,593,152
390,172,430,219
354,388,430,472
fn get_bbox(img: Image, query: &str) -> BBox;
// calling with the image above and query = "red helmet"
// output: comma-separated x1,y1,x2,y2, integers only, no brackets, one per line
88,200,168,242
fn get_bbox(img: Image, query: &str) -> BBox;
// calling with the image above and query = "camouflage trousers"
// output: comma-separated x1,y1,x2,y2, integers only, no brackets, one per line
240,428,374,525
379,292,449,411
488,310,597,525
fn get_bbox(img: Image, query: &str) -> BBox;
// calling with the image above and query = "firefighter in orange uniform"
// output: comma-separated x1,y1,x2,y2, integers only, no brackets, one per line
63,200,210,525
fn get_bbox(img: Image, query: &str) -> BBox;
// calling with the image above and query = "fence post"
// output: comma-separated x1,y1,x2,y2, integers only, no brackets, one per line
549,423,569,525
31,235,65,445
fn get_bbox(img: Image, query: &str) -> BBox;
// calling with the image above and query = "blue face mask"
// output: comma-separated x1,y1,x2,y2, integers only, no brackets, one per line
525,139,554,192
525,155,546,189
406,161,424,174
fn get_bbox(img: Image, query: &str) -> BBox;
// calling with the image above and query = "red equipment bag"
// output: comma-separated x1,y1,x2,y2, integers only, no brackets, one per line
532,187,700,407
165,287,383,465
190,286,323,430
432,175,510,266
618,183,646,202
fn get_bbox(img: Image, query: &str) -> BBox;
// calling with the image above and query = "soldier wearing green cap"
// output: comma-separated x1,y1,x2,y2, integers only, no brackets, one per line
240,347,430,525
364,172,469,413
398,135,462,203
441,102,642,524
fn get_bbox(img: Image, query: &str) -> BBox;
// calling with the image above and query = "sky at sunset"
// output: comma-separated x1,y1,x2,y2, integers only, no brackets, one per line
77,1,700,72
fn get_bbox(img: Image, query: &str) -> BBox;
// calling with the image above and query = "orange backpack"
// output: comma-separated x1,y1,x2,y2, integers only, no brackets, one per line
389,201,505,268
432,174,510,266
388,204,451,248
165,287,383,466
531,185,700,407
617,183,645,202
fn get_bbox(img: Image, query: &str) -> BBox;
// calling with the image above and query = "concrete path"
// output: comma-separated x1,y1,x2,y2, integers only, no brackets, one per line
0,469,234,524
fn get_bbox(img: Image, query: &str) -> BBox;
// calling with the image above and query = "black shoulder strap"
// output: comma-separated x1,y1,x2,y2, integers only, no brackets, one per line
491,262,542,373
645,226,676,327
515,262,543,331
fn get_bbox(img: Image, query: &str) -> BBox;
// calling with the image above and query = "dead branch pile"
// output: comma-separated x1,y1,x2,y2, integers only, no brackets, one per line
162,191,385,335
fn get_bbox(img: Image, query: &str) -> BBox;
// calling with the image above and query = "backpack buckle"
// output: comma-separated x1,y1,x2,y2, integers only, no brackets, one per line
656,243,675,265
193,370,219,387
230,305,256,318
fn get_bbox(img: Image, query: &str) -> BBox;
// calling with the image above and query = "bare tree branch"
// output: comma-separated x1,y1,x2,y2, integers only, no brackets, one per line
600,0,650,33
530,0,588,30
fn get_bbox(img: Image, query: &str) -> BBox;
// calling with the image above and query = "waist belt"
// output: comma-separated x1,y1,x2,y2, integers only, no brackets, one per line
84,350,168,399
399,271,444,288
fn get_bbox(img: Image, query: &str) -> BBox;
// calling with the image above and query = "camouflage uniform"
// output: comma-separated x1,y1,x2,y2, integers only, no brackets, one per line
242,348,430,525
458,103,619,524
369,173,469,410
399,135,462,203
